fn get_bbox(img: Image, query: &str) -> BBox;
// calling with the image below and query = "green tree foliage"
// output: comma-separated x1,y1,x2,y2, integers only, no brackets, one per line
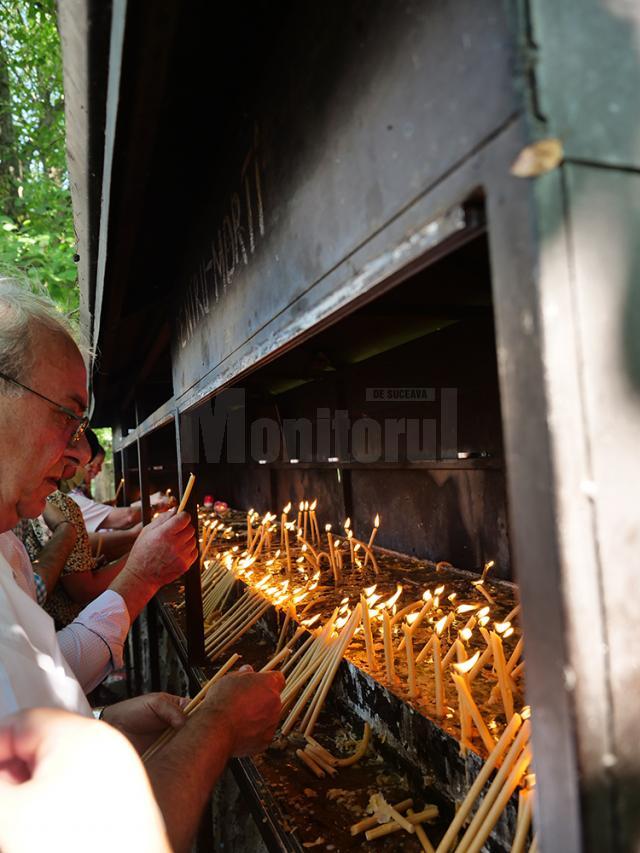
0,0,78,315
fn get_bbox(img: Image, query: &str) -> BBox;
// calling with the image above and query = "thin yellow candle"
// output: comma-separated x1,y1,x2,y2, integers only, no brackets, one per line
504,602,521,624
201,519,210,550
177,472,196,513
309,498,319,543
455,641,471,745
246,508,254,549
491,630,514,721
507,636,524,673
403,625,418,698
303,605,362,736
454,720,531,853
114,477,125,503
303,500,309,541
451,668,496,754
415,632,435,664
434,713,524,853
350,799,414,836
511,787,534,853
297,501,303,531
276,602,295,653
407,808,436,853
280,501,291,549
325,524,338,584
432,632,444,718
460,747,533,853
382,611,396,682
284,522,292,573
364,807,438,841
361,594,377,669
363,514,380,567
344,518,355,566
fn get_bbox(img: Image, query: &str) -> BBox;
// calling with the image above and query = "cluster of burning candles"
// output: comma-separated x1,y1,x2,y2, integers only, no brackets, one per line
192,490,535,850
197,501,524,743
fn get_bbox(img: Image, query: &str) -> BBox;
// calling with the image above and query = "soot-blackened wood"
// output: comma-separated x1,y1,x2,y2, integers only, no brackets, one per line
135,398,152,526
175,410,206,667
171,0,518,399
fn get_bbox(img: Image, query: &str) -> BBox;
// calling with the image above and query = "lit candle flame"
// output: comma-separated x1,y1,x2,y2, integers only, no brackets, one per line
382,584,403,609
494,621,511,634
344,517,351,530
304,500,309,510
434,585,445,596
459,627,473,642
422,589,432,601
477,606,490,617
435,615,448,635
374,514,380,527
456,604,477,614
521,705,532,720
406,612,421,626
364,584,377,596
325,523,332,532
482,559,495,580
448,593,457,602
452,650,480,674
310,498,317,510
283,502,292,514
299,501,304,511
503,627,514,638
302,613,321,627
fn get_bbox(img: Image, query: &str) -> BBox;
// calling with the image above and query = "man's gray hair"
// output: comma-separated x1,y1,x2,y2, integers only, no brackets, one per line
0,275,81,396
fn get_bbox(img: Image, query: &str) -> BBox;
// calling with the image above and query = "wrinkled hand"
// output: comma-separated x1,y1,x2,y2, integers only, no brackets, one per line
102,693,188,754
125,509,197,593
203,668,284,756
0,708,170,853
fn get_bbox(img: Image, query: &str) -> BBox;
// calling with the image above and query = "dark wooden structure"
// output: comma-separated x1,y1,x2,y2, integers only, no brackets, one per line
59,1,640,850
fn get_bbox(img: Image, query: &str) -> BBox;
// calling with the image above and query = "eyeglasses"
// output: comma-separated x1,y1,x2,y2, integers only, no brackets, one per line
0,370,89,445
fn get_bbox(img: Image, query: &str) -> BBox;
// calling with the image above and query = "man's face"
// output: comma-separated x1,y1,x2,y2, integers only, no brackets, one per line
0,326,87,531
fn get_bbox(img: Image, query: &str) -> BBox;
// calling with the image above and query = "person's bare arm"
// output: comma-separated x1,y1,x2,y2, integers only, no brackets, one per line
32,522,77,596
108,509,197,622
0,709,171,853
88,525,141,560
144,670,284,853
61,556,127,605
98,505,141,530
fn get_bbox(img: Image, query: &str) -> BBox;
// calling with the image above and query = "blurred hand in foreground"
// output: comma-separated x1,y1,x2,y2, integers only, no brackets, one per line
0,708,170,853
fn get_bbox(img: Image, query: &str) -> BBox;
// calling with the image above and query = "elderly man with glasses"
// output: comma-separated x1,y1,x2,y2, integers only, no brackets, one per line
0,279,283,853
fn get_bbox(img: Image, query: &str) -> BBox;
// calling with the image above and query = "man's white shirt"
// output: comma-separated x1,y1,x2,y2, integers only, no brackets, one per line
68,490,113,532
0,531,130,719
